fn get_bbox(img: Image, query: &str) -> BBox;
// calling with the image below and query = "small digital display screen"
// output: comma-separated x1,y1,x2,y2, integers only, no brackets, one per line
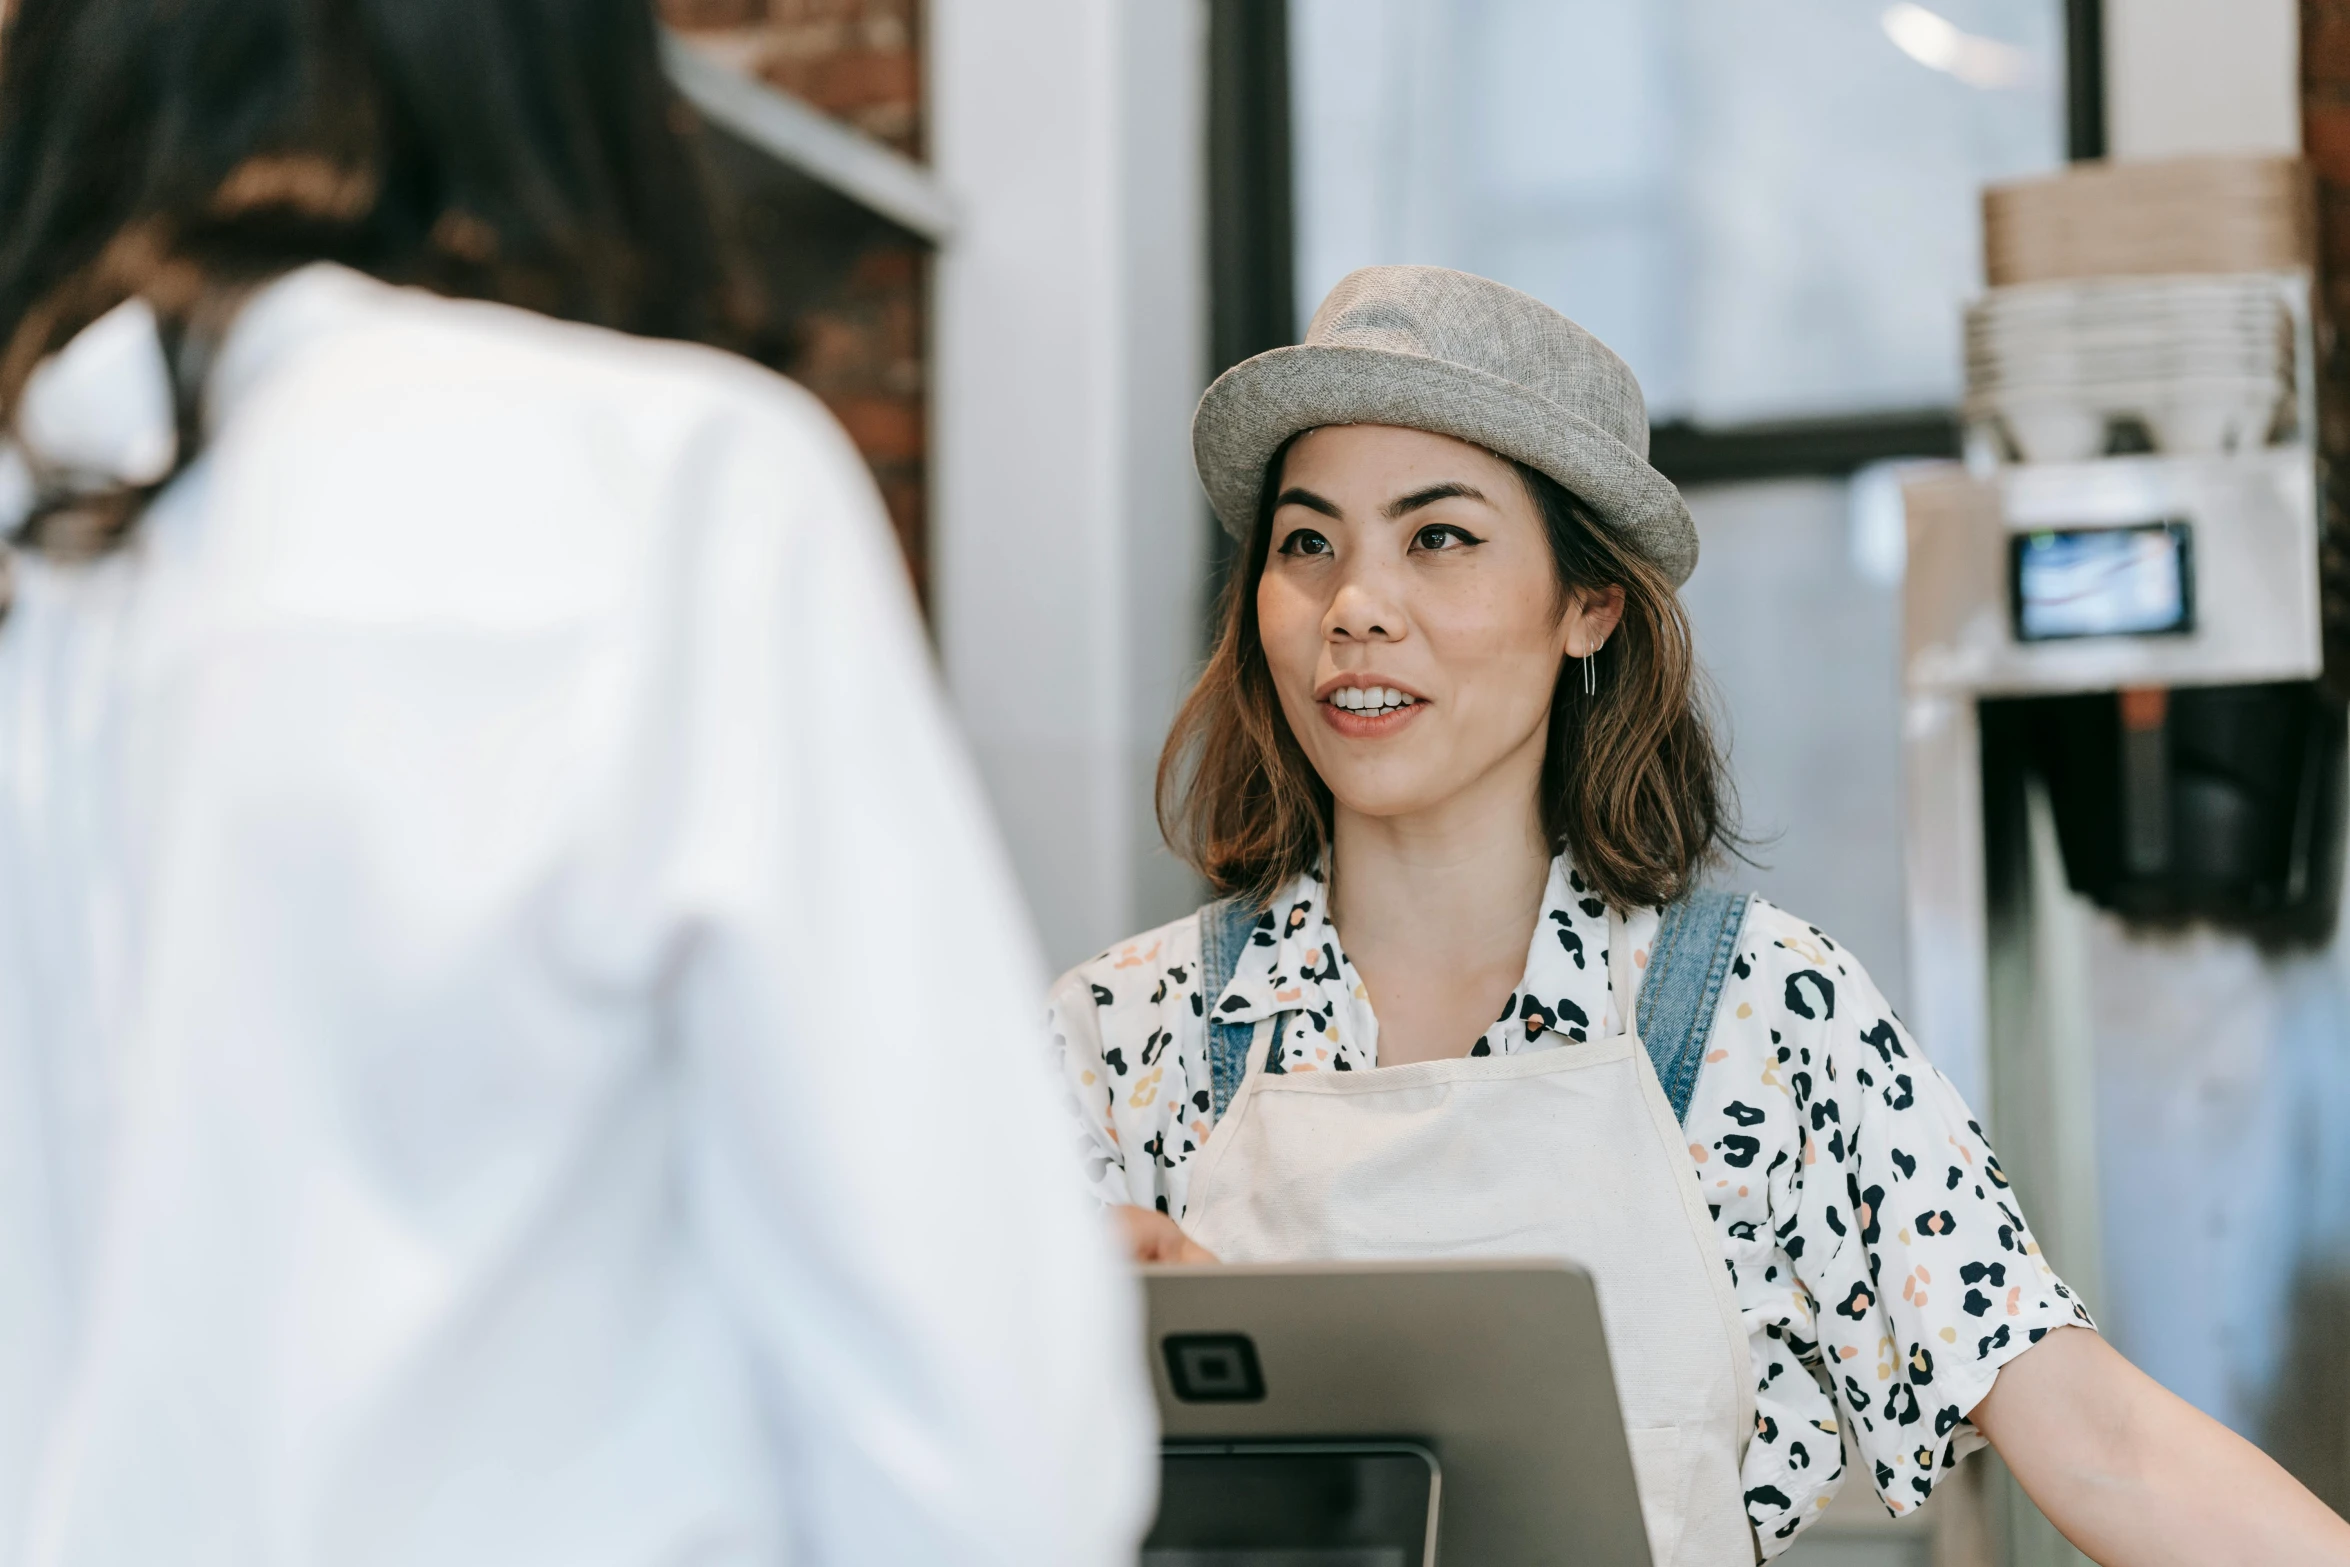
2011,522,2194,642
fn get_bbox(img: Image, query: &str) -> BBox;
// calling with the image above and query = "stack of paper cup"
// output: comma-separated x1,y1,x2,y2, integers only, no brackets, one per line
1982,155,2311,287
1965,275,2294,462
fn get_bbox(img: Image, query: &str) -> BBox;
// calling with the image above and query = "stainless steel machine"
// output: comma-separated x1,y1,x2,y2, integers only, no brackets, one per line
1903,265,2326,1108
1900,267,2338,1563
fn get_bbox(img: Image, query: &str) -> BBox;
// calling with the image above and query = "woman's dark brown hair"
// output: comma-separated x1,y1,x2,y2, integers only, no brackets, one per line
0,0,732,576
1158,439,1737,913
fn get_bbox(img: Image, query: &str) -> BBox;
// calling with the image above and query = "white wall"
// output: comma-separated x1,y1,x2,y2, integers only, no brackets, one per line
929,0,1209,972
2106,0,2300,161
1116,8,1216,935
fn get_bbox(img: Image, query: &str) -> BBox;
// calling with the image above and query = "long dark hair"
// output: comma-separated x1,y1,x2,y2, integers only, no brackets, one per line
1158,442,1738,912
0,0,733,565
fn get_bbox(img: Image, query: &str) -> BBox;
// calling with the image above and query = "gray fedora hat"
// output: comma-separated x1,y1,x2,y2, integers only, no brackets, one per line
1192,265,1697,585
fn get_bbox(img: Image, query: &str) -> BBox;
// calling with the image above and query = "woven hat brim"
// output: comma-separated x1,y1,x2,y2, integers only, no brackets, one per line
1192,343,1697,586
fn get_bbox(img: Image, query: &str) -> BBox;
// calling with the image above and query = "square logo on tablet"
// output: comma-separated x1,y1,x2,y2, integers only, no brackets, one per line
1162,1334,1266,1402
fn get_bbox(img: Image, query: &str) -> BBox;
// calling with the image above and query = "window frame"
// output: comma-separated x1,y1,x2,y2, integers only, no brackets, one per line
1213,0,2108,489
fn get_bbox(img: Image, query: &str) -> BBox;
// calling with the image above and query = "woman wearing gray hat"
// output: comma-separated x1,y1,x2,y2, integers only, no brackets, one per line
1051,267,2350,1563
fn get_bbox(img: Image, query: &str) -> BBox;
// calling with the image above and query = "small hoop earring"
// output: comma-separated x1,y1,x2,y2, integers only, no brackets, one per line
1582,652,1597,697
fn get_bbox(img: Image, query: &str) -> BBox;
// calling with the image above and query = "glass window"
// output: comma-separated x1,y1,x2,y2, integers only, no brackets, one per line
1290,0,2067,425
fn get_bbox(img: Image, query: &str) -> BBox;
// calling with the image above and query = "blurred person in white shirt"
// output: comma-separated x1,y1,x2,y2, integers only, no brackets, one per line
0,1,1154,1563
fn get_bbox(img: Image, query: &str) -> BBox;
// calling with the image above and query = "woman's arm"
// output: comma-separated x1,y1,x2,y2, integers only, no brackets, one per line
1973,1326,2350,1564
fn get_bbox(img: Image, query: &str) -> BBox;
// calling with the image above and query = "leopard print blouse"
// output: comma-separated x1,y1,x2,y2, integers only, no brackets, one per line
1049,856,2093,1557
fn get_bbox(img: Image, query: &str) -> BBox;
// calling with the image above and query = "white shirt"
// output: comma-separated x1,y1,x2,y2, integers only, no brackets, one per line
0,265,1154,1567
1051,860,2092,1556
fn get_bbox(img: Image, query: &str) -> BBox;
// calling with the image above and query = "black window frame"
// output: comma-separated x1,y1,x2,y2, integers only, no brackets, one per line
1209,0,2109,489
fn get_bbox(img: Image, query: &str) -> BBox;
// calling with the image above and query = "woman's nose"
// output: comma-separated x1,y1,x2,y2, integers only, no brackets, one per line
1324,573,1404,642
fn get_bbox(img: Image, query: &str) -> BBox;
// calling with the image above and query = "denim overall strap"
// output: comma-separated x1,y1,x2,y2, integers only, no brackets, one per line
1196,896,1270,1122
1637,888,1754,1126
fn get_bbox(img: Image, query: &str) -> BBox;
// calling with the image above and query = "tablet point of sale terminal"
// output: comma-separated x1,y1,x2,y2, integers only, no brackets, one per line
1141,1260,1655,1567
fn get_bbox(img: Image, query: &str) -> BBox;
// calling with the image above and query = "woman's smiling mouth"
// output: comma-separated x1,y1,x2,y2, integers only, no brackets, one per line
1319,681,1426,736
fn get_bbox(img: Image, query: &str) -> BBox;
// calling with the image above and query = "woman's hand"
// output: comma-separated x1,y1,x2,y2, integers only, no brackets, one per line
1112,1205,1219,1265
1973,1325,2350,1564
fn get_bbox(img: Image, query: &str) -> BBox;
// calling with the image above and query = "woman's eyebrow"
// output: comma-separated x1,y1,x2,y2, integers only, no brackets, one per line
1273,486,1343,518
1384,481,1487,518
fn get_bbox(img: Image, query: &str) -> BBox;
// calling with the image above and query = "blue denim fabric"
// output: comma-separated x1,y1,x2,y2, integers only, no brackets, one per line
1198,897,1273,1120
1194,887,1751,1129
1637,888,1753,1125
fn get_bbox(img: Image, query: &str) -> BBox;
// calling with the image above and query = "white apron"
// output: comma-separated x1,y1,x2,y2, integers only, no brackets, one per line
1181,914,1756,1566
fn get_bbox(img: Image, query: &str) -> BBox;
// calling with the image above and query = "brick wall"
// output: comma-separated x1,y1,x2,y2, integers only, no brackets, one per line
665,0,930,599
2304,0,2350,684
2288,23,2350,1514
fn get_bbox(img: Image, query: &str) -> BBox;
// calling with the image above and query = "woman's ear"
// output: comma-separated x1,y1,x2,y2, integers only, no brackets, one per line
1563,584,1628,657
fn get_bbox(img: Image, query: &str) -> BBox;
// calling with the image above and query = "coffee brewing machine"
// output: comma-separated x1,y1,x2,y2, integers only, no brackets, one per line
1899,155,2340,1560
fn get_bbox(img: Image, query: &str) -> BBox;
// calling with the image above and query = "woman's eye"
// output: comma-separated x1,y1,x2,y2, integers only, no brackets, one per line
1278,528,1333,557
1413,523,1481,551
